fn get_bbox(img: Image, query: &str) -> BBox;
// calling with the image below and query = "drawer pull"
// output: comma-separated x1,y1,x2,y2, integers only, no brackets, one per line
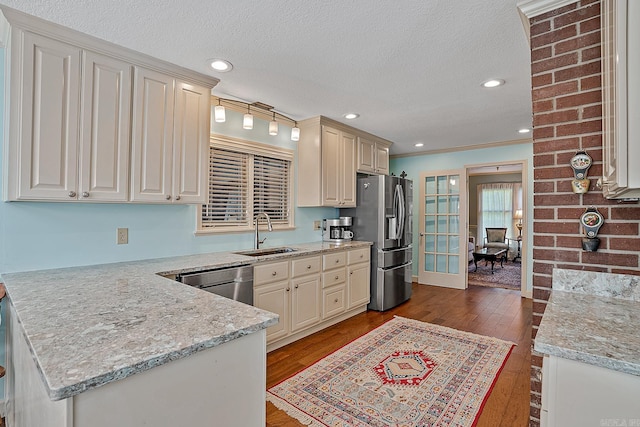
286,287,290,292
307,265,311,269
334,298,339,303
295,285,299,289
68,191,76,198
335,259,340,263
360,254,364,258
272,271,277,276
335,275,339,280
350,271,353,275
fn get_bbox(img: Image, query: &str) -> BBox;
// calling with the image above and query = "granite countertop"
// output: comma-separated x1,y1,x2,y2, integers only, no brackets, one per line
0,241,371,401
534,268,640,376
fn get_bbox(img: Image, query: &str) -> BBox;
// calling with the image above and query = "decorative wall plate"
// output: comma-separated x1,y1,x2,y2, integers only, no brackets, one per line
570,151,592,179
580,206,603,238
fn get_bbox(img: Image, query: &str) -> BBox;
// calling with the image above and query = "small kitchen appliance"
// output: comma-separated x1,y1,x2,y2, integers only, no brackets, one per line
323,217,353,243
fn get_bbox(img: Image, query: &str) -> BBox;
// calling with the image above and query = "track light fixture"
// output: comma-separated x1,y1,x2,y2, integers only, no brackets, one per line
212,96,300,141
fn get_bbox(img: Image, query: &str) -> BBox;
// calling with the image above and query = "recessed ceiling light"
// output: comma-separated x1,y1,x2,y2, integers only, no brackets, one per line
518,128,531,134
482,79,505,88
414,143,424,147
343,113,359,120
209,59,233,72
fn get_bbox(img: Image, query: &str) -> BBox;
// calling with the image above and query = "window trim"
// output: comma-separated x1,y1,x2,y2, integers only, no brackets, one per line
196,134,295,235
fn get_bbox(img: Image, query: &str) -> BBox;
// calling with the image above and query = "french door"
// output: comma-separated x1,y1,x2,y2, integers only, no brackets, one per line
418,170,467,289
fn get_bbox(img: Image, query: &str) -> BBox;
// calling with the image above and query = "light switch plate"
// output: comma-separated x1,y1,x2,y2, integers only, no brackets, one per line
117,228,128,245
313,220,322,230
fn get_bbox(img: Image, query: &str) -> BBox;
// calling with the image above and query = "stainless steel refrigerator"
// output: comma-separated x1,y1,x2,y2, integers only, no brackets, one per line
341,175,413,311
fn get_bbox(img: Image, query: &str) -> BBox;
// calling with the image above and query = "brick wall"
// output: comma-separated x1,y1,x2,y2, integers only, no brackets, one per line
529,1,640,425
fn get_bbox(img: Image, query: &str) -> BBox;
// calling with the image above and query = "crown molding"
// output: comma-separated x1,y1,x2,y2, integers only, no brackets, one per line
390,138,532,159
517,0,577,19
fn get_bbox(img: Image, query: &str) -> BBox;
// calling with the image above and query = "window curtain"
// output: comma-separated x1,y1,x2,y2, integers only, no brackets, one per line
477,183,514,243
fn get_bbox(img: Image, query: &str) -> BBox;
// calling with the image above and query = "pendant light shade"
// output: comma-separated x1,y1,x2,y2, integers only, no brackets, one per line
291,123,300,141
269,113,278,136
214,99,226,123
243,105,253,129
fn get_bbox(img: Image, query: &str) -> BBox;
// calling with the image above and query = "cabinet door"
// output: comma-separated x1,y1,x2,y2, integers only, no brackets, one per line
323,285,346,319
254,281,290,343
79,51,132,202
348,263,370,308
340,131,357,206
172,81,210,204
130,67,175,202
357,137,376,173
321,126,341,205
17,32,81,200
376,144,390,175
291,275,321,332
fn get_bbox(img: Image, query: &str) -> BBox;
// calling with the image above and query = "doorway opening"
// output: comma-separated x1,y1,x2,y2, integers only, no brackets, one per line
467,162,525,293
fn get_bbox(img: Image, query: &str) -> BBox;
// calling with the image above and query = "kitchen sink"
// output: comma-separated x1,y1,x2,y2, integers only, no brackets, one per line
233,247,297,257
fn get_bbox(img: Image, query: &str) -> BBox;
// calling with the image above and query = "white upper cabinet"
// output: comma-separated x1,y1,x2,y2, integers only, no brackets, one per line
357,136,390,175
297,116,393,207
601,0,640,199
1,8,218,203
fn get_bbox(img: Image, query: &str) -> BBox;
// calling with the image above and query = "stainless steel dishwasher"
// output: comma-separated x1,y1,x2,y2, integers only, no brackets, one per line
176,264,254,305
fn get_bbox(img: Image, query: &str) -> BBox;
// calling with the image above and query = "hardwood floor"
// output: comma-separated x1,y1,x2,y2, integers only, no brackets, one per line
266,282,532,427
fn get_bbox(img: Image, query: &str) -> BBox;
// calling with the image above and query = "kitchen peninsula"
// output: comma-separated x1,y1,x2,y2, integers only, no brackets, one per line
1,241,370,427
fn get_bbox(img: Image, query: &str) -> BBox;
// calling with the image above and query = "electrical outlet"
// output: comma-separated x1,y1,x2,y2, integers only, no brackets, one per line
117,228,128,245
313,220,322,230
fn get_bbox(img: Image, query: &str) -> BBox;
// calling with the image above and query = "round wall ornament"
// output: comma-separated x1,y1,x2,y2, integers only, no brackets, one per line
580,206,604,238
570,151,592,179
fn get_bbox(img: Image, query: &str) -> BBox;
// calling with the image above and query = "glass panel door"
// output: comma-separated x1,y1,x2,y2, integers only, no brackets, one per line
418,169,467,289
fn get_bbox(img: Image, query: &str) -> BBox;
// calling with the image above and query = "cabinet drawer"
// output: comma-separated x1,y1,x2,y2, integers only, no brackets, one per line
348,247,370,264
323,252,347,270
254,261,289,285
323,285,346,319
322,267,346,288
291,256,321,277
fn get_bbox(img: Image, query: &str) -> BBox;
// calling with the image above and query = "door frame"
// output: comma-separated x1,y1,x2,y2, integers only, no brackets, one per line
465,160,528,297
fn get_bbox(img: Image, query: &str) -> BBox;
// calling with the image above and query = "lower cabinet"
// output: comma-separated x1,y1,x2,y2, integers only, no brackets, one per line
254,247,371,352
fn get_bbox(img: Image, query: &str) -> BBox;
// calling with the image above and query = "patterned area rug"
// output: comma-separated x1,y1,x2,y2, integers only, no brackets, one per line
468,260,521,290
267,316,514,427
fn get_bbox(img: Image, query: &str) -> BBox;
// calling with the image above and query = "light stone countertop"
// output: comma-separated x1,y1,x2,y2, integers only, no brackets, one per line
0,241,371,401
534,268,640,376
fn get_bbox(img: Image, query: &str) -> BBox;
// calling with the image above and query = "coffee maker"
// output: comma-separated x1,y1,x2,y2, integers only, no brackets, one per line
322,217,354,243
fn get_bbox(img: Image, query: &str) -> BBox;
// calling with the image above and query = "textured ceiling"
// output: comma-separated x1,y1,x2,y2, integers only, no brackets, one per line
1,0,533,155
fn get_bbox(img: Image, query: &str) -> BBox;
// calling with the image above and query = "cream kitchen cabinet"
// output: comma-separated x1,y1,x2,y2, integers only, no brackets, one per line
357,136,391,175
254,247,371,352
1,9,217,203
601,0,640,199
297,117,357,207
4,32,131,202
130,70,210,203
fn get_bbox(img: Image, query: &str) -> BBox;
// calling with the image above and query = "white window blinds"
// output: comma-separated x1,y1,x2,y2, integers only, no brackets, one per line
202,148,249,225
253,155,290,224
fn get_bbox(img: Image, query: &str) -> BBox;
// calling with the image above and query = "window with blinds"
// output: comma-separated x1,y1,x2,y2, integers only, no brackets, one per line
198,136,294,233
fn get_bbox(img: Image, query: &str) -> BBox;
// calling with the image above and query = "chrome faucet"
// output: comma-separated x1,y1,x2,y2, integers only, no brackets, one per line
254,212,273,250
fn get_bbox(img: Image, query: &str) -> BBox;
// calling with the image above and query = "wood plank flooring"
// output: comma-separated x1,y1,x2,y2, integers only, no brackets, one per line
266,283,532,427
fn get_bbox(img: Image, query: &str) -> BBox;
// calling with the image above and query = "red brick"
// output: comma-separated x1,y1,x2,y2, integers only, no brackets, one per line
588,164,603,177
580,15,601,34
531,52,578,75
534,182,556,194
532,3,577,24
581,134,602,148
559,207,606,219
556,235,584,248
534,194,577,207
532,46,553,62
557,151,580,164
532,73,553,88
610,207,640,220
533,274,553,288
557,90,602,109
533,301,548,314
533,80,578,101
554,3,600,29
602,222,640,236
554,60,601,82
534,207,555,219
611,269,640,276
556,263,607,273
581,252,639,267
534,153,555,167
534,248,581,262
531,20,551,37
533,126,555,140
533,260,554,273
581,104,601,119
582,45,602,62
534,109,579,126
533,99,555,113
586,147,602,161
533,287,551,301
610,238,640,251
534,166,572,180
533,220,578,233
533,138,579,154
582,192,621,205
555,32,602,56
556,119,602,137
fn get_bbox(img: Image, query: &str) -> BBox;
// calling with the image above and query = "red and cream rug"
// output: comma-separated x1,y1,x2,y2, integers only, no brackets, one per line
267,316,514,427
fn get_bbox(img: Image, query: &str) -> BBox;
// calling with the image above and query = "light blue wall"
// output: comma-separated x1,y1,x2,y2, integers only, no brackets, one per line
0,49,335,273
390,142,534,292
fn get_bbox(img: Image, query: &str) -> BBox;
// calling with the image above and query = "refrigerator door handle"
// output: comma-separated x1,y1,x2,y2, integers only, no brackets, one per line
397,184,405,237
380,260,412,271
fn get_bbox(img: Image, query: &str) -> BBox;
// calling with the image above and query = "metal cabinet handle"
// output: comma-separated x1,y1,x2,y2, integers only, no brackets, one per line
68,191,76,198
334,298,339,303
307,265,311,269
82,192,89,198
165,195,172,200
272,271,277,276
335,259,340,263
286,288,290,292
350,271,353,275
295,285,299,289
175,196,181,201
335,275,339,280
